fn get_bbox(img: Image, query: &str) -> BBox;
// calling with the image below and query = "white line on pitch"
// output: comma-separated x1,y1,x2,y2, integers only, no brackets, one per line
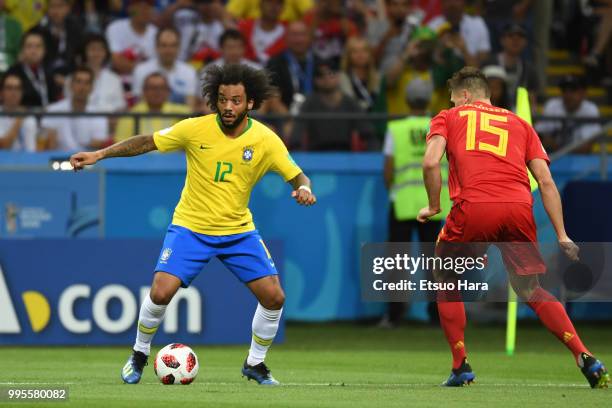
0,382,589,388
142,382,589,388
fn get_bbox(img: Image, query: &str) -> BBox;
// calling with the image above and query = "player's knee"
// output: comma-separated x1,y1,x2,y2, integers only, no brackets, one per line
149,288,174,305
262,290,285,310
508,274,539,301
514,286,536,301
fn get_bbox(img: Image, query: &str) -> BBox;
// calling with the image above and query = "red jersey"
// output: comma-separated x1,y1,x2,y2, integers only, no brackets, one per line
426,101,549,204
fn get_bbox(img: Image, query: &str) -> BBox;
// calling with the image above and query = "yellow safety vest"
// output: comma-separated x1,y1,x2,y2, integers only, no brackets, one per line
389,116,451,220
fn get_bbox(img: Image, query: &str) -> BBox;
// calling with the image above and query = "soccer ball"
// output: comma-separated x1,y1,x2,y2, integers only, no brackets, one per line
154,343,199,385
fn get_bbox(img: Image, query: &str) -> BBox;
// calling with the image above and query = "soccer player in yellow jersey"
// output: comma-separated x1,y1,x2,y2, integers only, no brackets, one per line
70,64,316,386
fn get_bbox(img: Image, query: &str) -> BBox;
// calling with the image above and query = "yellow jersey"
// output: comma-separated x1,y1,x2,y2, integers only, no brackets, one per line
153,114,302,235
226,0,313,22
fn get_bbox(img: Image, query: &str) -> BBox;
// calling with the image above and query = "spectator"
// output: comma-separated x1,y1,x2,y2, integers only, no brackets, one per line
115,72,190,141
535,75,602,154
385,28,436,115
35,0,85,86
72,0,117,33
430,24,465,111
256,86,292,139
7,30,61,108
367,0,424,72
42,66,109,151
158,0,227,64
482,64,510,110
291,61,372,150
266,21,319,111
73,33,126,112
133,28,198,110
303,0,358,64
480,0,533,52
227,0,313,22
5,0,47,32
428,0,490,66
0,0,23,73
105,0,157,77
583,1,612,80
484,23,538,106
210,29,263,68
0,73,38,151
380,77,446,328
339,36,381,112
238,0,286,65
415,0,442,23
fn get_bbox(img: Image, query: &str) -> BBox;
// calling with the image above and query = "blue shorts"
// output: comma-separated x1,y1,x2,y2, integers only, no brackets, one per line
154,224,278,287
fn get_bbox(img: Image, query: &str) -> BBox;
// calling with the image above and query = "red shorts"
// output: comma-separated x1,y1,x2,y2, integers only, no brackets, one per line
437,201,546,275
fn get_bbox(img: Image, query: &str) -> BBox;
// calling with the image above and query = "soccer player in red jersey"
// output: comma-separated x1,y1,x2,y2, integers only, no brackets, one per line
418,67,610,388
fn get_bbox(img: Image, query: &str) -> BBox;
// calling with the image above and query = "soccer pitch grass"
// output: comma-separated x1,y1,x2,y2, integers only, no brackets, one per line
1,323,610,407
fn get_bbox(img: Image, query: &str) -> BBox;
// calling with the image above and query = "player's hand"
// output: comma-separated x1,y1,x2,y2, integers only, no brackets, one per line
291,187,316,206
70,151,101,171
417,206,440,223
559,237,580,261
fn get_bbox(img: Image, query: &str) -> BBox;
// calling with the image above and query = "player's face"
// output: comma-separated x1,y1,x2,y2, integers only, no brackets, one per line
217,84,253,129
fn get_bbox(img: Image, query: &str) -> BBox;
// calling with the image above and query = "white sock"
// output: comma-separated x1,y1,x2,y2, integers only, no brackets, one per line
247,303,282,366
133,295,167,355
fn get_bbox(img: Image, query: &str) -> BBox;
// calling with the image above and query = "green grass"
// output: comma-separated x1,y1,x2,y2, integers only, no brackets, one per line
0,323,610,407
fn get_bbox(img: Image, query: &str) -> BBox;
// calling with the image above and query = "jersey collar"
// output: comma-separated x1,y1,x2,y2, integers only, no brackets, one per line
215,114,252,137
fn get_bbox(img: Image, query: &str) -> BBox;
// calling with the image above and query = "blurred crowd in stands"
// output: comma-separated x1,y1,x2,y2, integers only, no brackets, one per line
0,0,610,153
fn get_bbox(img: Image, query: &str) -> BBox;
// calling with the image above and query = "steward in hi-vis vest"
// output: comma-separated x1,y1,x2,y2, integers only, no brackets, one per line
379,77,450,328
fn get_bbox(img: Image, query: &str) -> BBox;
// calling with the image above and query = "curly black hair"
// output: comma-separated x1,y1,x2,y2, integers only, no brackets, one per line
202,64,273,112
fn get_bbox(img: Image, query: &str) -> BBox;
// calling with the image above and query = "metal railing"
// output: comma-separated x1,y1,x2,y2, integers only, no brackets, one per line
0,111,609,172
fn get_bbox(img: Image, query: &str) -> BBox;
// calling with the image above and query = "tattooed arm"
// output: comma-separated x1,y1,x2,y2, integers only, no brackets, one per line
70,135,157,171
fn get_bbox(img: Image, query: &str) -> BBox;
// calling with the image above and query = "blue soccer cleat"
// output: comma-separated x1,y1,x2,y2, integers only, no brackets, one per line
579,353,610,389
121,350,148,384
242,360,280,385
442,358,475,387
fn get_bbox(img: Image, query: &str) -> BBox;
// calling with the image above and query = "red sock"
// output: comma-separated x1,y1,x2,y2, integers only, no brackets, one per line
437,301,466,369
527,288,590,362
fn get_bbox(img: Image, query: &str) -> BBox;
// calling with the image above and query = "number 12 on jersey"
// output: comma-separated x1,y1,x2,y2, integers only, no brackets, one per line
460,110,509,157
214,161,233,182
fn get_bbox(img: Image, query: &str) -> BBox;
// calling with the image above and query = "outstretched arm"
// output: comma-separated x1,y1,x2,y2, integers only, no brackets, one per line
527,158,579,260
418,135,447,223
288,172,316,206
70,134,158,171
